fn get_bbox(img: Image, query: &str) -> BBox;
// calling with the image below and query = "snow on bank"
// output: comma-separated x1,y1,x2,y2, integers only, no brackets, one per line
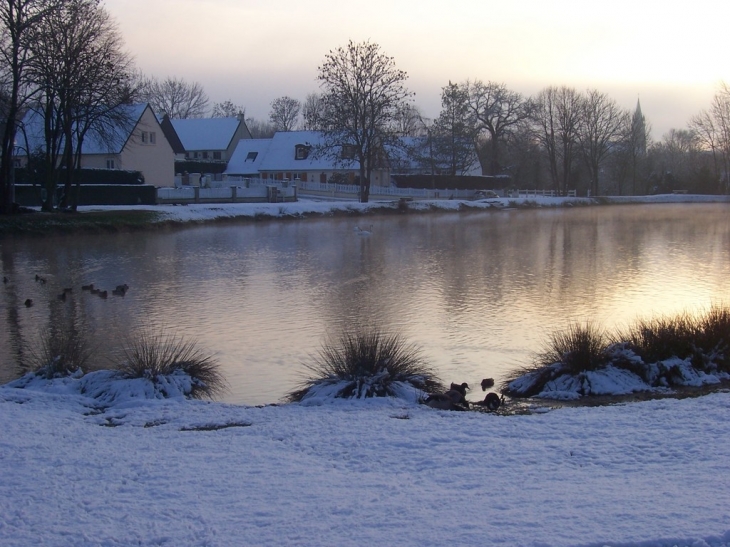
74,196,514,223
73,193,730,225
2,377,730,547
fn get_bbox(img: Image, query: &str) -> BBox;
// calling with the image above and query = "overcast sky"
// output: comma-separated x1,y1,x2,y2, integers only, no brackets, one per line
104,0,729,139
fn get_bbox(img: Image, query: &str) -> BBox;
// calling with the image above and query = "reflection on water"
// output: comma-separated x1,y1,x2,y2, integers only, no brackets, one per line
2,203,730,405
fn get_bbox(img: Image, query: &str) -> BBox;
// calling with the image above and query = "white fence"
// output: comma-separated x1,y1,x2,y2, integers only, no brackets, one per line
161,175,579,203
158,180,296,204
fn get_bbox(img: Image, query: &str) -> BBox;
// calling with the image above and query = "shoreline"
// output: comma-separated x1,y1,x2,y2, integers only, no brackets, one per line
1,193,729,238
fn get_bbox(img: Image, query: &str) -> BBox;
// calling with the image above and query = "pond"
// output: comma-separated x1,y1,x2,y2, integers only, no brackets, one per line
2,203,730,405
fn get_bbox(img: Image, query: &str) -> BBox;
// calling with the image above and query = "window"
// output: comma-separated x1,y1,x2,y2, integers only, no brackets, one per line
150,132,156,144
202,151,209,159
341,144,356,160
141,131,148,144
295,144,310,160
193,152,199,159
213,151,221,160
106,159,115,169
245,152,258,162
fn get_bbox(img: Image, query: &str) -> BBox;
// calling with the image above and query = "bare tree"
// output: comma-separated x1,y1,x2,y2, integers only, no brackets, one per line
244,116,275,139
316,40,413,202
0,0,65,213
26,0,135,210
532,86,582,194
212,100,245,118
269,95,300,132
392,102,423,137
432,81,476,175
713,83,730,193
577,89,628,196
301,92,326,130
139,76,208,119
466,80,532,176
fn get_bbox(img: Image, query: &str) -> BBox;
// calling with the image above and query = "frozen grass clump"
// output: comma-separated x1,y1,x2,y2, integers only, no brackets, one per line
114,331,225,400
287,328,443,403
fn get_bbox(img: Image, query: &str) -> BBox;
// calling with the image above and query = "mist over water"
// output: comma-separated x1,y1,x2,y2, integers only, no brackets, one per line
2,203,730,405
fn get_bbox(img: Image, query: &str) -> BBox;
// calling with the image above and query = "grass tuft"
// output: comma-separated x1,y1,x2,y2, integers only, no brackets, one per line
503,306,730,398
114,331,225,399
502,322,609,397
287,328,443,402
30,324,93,378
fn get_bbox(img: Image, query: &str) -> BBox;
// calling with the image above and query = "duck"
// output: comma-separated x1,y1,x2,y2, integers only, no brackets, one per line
24,298,33,307
57,292,66,301
112,284,129,296
424,391,468,411
481,378,495,391
450,382,469,396
473,392,503,411
35,274,46,284
81,284,94,291
98,290,108,299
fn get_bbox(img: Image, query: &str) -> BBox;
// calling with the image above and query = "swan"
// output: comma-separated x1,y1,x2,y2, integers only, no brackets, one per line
355,224,373,236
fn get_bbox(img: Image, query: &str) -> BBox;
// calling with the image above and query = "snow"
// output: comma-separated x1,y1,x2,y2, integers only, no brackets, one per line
4,195,730,546
72,193,730,225
2,373,730,547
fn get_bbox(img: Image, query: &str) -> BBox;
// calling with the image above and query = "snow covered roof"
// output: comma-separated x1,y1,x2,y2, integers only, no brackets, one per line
257,131,359,172
169,117,242,151
20,103,151,156
224,139,272,175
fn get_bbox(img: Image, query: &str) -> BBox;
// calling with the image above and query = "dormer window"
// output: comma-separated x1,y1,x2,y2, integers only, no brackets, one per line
245,151,258,162
341,144,356,160
295,144,310,160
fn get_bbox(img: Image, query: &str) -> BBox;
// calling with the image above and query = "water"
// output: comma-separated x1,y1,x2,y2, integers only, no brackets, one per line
2,203,730,405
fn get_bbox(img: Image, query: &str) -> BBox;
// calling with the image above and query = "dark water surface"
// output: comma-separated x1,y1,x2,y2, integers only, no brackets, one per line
2,203,730,405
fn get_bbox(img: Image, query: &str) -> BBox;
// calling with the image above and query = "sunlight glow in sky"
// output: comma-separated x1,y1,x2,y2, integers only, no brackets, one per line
104,0,730,138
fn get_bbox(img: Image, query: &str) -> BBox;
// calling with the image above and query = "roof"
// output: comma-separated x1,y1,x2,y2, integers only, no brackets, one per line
169,117,242,151
256,131,358,172
20,103,151,156
224,139,272,175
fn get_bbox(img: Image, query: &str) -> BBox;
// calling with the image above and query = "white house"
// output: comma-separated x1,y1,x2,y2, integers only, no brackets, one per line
19,103,175,187
161,116,252,163
225,130,391,186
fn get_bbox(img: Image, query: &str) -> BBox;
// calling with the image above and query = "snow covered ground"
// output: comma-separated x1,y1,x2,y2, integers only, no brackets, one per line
73,192,730,225
4,194,730,546
2,376,730,547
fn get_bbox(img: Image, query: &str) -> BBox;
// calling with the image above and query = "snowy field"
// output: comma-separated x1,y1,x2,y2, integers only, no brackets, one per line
4,195,730,546
1,378,730,547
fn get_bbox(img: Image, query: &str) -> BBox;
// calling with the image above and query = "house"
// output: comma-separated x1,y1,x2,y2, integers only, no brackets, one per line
19,103,175,187
224,139,271,178
161,116,252,163
225,130,391,186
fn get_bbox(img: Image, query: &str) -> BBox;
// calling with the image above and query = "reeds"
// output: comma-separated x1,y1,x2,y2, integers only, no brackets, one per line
503,305,730,398
30,324,93,378
287,328,443,402
114,331,225,399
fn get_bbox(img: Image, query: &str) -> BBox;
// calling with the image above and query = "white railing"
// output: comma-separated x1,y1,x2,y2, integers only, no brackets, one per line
165,176,580,203
511,189,578,198
158,183,296,204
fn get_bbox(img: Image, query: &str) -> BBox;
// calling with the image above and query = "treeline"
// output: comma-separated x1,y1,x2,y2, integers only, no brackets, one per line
3,3,728,215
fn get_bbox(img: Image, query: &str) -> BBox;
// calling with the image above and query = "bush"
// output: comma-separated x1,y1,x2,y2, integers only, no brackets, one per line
503,306,730,398
114,331,225,399
502,323,609,397
619,312,697,364
287,328,443,402
29,324,93,378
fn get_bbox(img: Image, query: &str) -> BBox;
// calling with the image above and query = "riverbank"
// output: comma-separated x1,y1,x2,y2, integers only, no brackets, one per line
2,193,729,237
1,379,730,547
